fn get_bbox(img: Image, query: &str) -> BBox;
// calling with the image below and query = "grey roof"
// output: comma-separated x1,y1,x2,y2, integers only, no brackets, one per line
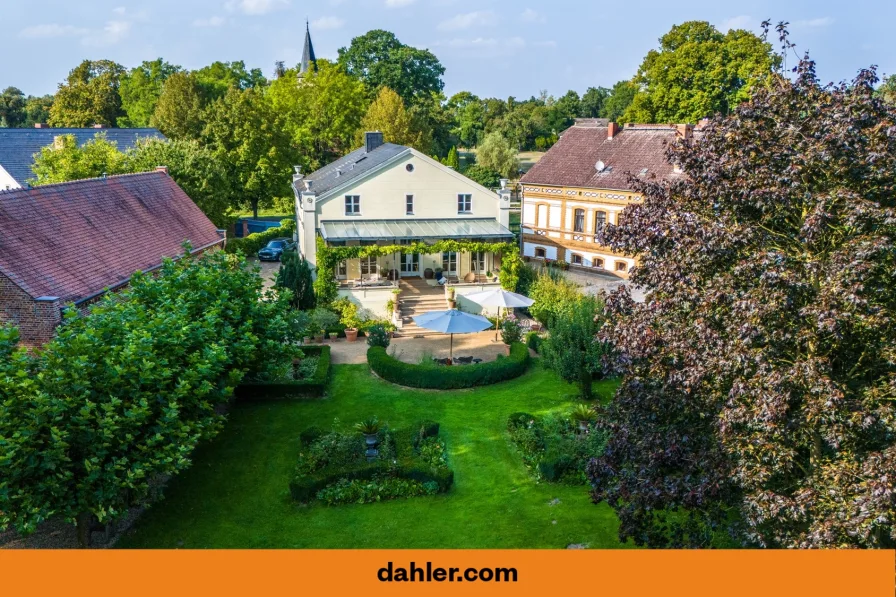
0,128,166,186
300,22,317,75
319,218,514,242
302,142,409,196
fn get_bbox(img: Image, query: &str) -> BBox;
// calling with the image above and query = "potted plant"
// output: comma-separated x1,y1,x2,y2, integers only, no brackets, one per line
310,308,338,344
571,404,596,433
355,417,380,446
341,302,361,343
447,286,456,300
556,259,569,271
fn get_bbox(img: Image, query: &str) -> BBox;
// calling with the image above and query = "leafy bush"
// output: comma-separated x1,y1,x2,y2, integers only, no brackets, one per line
462,164,501,188
234,345,331,399
226,219,296,255
366,324,391,348
367,343,529,389
309,308,339,335
332,297,365,330
290,421,453,504
525,331,542,353
507,411,607,484
276,250,315,310
528,268,582,328
500,318,522,345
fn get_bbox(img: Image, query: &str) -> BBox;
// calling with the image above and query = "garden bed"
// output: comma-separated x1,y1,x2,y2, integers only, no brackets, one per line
289,420,453,505
234,345,331,400
507,411,607,483
367,342,529,389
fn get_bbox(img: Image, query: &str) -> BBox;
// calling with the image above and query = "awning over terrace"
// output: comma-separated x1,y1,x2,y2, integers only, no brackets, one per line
319,218,514,242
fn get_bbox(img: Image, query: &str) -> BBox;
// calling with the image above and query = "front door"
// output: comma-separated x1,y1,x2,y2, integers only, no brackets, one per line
400,252,419,276
472,251,487,275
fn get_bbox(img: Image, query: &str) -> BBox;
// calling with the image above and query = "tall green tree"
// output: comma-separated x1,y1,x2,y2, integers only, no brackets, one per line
151,72,207,140
600,80,637,121
580,86,610,118
203,87,295,218
542,296,611,399
622,21,778,123
476,132,519,178
22,95,54,127
29,133,129,184
590,50,896,548
194,60,266,101
118,59,181,127
448,92,485,148
0,87,26,127
268,61,368,170
48,59,126,127
877,74,896,105
276,250,316,310
337,30,445,106
356,86,429,151
546,90,581,132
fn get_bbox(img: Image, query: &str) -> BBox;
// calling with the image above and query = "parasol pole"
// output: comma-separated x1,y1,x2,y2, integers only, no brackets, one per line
450,333,454,362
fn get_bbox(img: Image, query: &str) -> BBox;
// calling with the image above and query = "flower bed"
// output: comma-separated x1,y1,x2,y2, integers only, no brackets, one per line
289,420,453,504
367,342,529,389
506,411,607,483
234,345,330,400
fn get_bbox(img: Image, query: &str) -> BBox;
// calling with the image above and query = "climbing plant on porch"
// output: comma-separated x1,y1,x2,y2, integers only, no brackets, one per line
314,236,522,306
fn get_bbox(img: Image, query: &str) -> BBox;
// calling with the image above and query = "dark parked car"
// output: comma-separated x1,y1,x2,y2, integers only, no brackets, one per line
257,238,296,261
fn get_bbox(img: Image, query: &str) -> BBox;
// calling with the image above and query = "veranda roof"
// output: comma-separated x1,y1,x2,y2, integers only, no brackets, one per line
319,218,514,242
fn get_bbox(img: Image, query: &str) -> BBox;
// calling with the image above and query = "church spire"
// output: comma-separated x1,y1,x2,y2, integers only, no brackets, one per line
299,20,317,76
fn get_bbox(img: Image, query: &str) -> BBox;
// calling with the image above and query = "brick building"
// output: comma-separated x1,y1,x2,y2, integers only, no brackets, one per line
0,170,225,346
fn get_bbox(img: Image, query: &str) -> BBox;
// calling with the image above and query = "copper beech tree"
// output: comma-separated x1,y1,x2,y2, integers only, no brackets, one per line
589,38,896,548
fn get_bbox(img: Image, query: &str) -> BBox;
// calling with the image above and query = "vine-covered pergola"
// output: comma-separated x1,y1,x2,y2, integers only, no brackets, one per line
314,236,521,305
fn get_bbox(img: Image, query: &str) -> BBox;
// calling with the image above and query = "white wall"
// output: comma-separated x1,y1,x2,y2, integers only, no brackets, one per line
317,152,499,222
336,286,396,320
522,242,558,260
0,165,20,191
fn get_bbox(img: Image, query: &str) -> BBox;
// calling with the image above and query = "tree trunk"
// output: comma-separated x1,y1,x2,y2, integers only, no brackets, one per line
580,370,593,400
76,512,92,549
252,198,259,219
810,430,823,472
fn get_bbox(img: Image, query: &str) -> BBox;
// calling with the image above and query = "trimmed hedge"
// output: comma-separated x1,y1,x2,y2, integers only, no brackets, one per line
234,345,330,400
226,219,296,255
525,331,543,354
367,342,529,389
289,421,454,503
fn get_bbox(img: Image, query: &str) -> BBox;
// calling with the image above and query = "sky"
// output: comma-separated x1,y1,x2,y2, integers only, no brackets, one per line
1,0,894,100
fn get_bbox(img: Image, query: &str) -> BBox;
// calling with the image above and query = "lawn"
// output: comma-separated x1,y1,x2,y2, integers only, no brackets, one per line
118,364,627,549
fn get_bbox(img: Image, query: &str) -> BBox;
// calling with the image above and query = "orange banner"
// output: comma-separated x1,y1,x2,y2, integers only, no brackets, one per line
0,549,893,596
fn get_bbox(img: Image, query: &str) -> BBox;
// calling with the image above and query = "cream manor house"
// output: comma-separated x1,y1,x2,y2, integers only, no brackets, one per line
292,132,514,324
520,119,694,279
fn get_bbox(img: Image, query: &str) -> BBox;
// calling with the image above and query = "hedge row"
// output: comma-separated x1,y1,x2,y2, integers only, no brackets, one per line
289,421,452,503
226,219,296,255
234,345,330,400
367,342,529,389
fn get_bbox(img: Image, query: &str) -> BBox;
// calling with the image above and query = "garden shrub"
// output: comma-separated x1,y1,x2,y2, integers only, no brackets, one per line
367,342,529,389
525,331,542,353
501,318,522,345
366,324,391,348
507,411,607,484
234,345,331,400
289,421,453,504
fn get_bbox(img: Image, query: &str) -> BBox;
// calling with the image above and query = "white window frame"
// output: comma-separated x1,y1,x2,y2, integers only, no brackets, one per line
406,194,414,215
345,195,361,216
360,255,378,275
457,193,472,214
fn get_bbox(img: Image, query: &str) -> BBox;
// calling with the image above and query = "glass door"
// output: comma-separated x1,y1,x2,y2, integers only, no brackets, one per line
442,251,457,274
472,251,487,275
400,252,419,275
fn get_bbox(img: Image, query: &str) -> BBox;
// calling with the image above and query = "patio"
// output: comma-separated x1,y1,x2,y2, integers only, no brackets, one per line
322,331,522,365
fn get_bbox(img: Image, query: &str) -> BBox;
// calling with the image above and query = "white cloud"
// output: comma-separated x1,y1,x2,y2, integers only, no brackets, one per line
437,10,496,31
720,15,753,31
794,17,834,28
82,20,132,46
385,0,415,7
194,16,227,27
225,0,291,15
19,24,89,39
312,16,344,30
520,8,544,23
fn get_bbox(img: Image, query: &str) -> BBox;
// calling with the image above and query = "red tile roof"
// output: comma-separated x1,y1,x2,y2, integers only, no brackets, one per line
521,123,686,191
0,171,223,303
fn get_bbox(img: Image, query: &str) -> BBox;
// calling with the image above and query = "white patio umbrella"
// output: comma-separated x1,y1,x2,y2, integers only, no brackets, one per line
413,309,493,361
463,288,535,341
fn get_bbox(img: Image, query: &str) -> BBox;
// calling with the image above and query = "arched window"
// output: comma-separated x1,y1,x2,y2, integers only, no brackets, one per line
571,254,583,265
616,261,628,272
573,209,585,232
535,247,546,259
594,210,607,229
592,258,604,269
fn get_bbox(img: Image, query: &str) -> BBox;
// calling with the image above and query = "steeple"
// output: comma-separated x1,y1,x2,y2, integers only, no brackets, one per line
299,20,317,76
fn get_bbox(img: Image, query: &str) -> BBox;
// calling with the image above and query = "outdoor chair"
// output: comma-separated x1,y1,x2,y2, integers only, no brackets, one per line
455,356,474,365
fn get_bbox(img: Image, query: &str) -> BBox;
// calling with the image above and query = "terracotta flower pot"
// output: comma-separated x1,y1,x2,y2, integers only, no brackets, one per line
313,334,324,343
345,328,359,342
448,299,456,309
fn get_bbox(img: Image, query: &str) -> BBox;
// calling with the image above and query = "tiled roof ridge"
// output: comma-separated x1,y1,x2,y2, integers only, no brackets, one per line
0,170,164,195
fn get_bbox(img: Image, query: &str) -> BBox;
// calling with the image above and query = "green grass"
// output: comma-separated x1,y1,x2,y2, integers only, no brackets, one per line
118,364,627,549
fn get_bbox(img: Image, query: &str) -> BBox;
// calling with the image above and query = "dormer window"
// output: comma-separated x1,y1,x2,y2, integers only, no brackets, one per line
345,195,360,215
457,194,472,214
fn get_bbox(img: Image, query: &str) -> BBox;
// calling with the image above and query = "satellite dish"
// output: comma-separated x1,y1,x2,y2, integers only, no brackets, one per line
595,160,605,172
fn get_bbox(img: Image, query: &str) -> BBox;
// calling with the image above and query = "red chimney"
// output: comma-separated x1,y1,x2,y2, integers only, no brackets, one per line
155,166,169,175
33,123,49,129
607,122,619,140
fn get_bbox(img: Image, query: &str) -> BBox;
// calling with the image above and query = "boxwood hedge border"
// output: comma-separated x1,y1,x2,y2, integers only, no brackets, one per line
367,342,529,389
